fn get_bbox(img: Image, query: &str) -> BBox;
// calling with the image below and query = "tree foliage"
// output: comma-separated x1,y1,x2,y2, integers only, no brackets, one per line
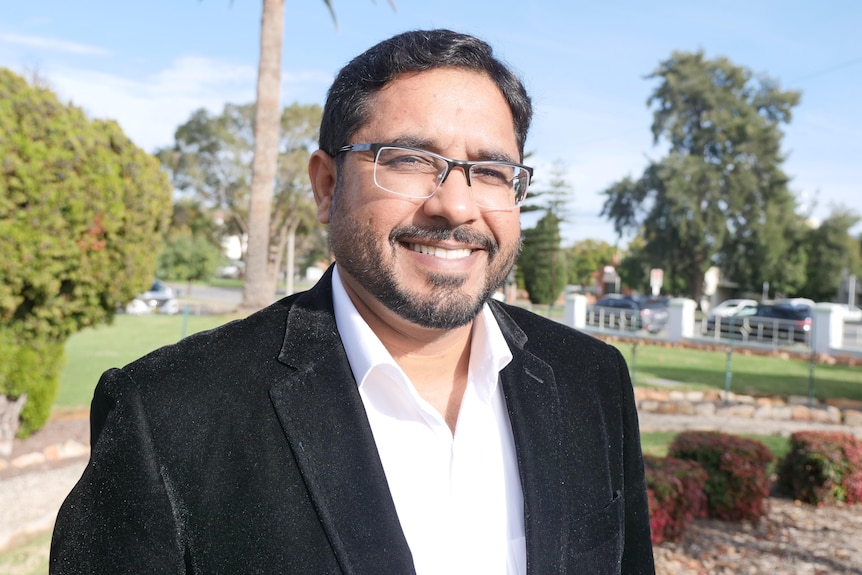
800,210,862,301
157,102,323,293
519,162,572,304
157,233,224,286
601,51,803,302
0,68,172,433
565,239,618,290
520,212,567,305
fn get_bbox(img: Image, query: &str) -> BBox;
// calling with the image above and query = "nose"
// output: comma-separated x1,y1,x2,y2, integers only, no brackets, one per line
422,166,480,225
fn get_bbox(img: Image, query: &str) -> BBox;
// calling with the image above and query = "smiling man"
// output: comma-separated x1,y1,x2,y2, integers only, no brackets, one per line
51,30,655,574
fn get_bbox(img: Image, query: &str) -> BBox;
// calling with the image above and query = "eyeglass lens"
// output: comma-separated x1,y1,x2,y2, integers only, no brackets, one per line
372,146,528,209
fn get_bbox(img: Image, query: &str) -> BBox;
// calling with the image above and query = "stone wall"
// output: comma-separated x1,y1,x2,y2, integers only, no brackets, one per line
634,388,862,427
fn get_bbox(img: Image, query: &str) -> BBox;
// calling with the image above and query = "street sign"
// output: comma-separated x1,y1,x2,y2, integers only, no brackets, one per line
650,268,663,296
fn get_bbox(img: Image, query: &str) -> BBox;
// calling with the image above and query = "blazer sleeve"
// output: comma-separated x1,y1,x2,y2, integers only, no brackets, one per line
50,368,186,575
615,347,656,574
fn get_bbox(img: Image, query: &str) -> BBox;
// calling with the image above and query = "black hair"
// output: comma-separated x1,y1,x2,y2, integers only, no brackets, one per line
318,29,532,159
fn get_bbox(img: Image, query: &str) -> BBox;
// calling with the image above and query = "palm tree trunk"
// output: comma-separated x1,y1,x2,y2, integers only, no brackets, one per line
241,0,285,312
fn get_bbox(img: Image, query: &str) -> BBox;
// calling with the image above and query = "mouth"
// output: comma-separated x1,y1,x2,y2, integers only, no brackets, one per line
405,242,474,260
391,225,497,261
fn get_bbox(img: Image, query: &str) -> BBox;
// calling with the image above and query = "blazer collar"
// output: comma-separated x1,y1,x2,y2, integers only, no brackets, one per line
271,267,415,574
491,302,568,574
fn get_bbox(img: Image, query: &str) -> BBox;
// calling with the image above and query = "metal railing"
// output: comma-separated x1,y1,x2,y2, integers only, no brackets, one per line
584,306,641,332
698,316,810,348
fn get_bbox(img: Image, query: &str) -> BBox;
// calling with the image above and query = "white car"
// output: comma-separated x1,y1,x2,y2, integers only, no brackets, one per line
125,279,180,315
707,298,758,319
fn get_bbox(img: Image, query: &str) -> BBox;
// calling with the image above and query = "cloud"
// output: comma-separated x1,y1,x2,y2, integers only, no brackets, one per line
34,55,332,154
0,32,109,56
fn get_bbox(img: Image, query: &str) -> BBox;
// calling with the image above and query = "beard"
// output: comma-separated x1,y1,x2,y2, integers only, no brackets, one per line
329,212,519,330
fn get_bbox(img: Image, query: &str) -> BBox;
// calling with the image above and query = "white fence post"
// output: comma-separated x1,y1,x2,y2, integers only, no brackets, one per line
668,298,696,342
565,293,587,329
812,303,843,354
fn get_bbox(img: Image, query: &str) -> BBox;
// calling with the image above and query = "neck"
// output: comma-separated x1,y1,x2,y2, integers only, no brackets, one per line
341,276,476,433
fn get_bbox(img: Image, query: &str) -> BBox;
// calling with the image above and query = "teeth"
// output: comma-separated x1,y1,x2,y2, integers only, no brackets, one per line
408,243,472,259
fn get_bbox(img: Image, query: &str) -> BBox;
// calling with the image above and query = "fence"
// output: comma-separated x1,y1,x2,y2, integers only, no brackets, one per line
566,296,862,357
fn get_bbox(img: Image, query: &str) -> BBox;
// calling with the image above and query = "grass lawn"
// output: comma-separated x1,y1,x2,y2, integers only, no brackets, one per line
641,431,790,462
615,341,862,402
56,313,235,409
56,313,862,410
0,532,50,575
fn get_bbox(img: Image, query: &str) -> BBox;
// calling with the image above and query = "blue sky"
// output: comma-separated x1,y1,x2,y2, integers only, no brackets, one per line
2,0,860,243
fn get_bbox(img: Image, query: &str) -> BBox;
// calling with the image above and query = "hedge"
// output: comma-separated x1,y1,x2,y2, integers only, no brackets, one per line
669,431,774,521
644,455,708,544
776,431,862,505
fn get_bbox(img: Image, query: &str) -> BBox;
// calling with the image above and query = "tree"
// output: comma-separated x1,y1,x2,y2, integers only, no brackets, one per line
242,0,289,311
157,104,255,254
519,161,572,305
520,212,567,305
0,69,172,436
240,0,396,310
601,51,802,303
157,102,323,293
157,233,224,292
565,239,618,290
800,210,862,301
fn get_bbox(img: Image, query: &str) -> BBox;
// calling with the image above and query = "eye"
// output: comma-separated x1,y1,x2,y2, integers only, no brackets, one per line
378,149,439,172
471,164,514,186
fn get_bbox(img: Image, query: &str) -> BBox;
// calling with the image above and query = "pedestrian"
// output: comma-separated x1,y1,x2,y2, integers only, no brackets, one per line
51,29,654,574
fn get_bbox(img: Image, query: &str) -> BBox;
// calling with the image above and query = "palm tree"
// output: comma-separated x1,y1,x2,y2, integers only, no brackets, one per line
241,0,393,312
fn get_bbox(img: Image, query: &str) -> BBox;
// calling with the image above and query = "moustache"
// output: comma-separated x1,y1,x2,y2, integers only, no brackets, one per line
389,225,498,257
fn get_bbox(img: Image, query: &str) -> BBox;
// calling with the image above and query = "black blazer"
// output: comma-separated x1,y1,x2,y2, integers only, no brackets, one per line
51,268,655,574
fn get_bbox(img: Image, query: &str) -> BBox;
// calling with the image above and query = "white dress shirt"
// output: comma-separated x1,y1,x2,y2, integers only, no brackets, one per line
331,266,526,574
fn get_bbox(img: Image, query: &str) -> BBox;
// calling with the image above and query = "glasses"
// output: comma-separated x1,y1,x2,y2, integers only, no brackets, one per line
337,143,533,210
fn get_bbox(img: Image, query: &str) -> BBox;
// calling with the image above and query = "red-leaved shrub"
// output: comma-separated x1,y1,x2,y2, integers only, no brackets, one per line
644,455,708,544
669,431,774,521
776,431,862,505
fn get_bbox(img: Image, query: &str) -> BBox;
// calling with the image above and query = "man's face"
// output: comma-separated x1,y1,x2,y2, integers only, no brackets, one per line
316,68,523,330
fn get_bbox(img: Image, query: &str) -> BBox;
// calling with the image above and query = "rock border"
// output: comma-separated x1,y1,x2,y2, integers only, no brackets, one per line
635,388,862,427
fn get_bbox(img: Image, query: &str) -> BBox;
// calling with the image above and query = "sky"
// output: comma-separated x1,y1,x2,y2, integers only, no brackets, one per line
2,0,860,244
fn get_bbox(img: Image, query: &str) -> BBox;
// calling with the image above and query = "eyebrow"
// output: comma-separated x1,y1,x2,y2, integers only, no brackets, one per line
381,135,520,164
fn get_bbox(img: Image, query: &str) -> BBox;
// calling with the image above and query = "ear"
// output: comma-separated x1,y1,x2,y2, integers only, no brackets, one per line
309,150,337,224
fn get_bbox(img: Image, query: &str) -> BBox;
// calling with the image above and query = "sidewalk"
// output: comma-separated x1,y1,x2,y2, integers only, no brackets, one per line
0,459,86,551
639,410,862,437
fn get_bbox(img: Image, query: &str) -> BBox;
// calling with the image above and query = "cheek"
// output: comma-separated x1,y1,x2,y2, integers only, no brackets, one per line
486,213,522,247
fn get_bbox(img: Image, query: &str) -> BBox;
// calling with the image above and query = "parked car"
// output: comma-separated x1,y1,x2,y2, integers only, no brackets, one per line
773,297,816,308
590,294,669,333
215,260,244,279
707,298,758,319
714,303,812,344
125,279,179,315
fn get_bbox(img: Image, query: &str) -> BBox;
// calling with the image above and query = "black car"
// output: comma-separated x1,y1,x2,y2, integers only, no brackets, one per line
710,303,812,344
589,295,669,333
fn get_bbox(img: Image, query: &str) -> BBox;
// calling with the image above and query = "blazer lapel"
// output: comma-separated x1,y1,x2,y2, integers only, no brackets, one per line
493,304,568,575
269,271,415,574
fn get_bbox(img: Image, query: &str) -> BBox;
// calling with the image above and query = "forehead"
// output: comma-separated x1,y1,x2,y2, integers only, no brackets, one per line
359,68,519,157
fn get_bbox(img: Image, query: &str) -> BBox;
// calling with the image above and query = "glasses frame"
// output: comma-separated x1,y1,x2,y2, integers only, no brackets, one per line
337,143,533,209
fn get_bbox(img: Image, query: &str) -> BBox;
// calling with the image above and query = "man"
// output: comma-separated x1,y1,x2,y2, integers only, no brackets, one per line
51,29,654,574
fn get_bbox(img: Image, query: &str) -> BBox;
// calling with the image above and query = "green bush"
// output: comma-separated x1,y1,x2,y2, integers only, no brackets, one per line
0,329,65,436
644,455,708,544
776,431,862,505
669,431,774,521
0,68,172,435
